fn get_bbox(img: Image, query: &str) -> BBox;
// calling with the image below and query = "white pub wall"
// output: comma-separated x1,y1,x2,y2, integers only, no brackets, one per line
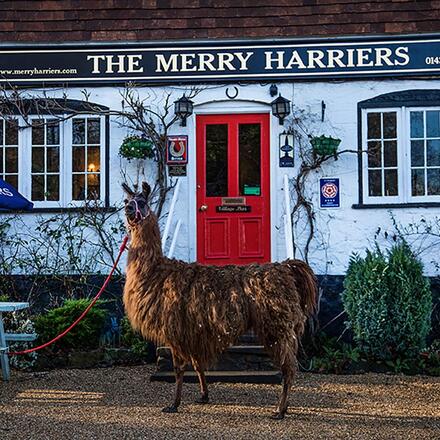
4,79,440,276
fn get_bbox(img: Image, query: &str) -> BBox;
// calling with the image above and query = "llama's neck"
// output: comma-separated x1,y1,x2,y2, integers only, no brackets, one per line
127,214,164,269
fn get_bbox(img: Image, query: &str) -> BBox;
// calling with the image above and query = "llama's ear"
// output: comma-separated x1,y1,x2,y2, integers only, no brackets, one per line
122,182,134,196
142,181,151,199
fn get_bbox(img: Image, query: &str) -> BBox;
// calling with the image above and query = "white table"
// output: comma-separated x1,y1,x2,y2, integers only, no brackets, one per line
0,302,33,381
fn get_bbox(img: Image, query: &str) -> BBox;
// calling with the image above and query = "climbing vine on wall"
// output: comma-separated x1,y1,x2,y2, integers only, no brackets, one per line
285,107,361,263
0,84,203,219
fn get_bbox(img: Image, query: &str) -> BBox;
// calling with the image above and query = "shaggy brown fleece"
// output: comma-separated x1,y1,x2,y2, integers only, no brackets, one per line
123,182,317,418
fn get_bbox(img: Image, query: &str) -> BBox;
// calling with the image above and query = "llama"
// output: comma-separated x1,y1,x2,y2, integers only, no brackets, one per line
123,182,317,419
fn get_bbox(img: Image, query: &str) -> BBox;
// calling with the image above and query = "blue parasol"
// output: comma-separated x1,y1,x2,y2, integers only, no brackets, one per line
0,178,33,211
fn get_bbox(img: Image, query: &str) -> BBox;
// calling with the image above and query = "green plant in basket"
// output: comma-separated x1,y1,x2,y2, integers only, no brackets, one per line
310,135,341,156
119,135,154,160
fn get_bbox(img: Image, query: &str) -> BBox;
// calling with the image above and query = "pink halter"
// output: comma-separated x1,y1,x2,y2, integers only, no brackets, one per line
132,198,150,223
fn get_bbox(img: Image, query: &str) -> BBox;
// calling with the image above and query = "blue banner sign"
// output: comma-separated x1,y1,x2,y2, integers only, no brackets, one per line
0,178,33,211
2,36,440,85
320,178,340,208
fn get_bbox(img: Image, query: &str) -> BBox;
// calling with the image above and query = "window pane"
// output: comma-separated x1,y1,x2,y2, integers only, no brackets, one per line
87,118,100,144
87,146,100,172
410,111,424,138
72,146,85,172
239,124,261,196
411,169,425,196
368,170,382,196
367,113,381,139
206,124,228,197
426,111,440,138
47,147,59,172
31,175,45,201
383,141,397,167
73,119,85,144
72,174,85,200
383,112,397,139
0,148,3,173
0,120,3,145
46,120,60,145
31,147,44,173
367,141,381,167
411,140,425,167
384,169,398,196
427,169,440,195
5,175,17,189
427,139,440,167
46,175,59,201
87,174,100,199
5,120,18,145
32,121,44,145
5,147,18,173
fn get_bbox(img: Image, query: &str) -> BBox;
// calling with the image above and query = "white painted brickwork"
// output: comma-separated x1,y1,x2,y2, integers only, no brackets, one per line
5,79,440,276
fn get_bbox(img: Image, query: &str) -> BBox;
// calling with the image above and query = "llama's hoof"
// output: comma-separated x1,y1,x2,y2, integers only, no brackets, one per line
195,395,209,404
162,405,178,413
271,411,285,420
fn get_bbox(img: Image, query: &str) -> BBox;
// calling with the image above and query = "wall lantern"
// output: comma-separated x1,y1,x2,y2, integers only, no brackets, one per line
271,94,291,125
174,95,193,127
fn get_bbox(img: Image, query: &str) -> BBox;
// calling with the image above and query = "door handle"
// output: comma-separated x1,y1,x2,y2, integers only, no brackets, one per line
199,204,208,212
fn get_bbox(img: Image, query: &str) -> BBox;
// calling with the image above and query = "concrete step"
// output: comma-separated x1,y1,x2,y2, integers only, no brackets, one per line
238,331,259,344
156,345,275,372
150,370,282,384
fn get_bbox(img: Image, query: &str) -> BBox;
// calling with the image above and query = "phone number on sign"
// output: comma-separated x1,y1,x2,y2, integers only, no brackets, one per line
425,57,440,65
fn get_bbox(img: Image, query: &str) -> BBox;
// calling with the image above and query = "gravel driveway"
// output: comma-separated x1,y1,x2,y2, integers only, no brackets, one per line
0,365,439,439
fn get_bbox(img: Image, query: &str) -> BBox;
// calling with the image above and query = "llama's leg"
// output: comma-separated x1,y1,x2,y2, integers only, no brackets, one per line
192,360,209,404
162,358,186,413
272,362,295,420
267,337,298,420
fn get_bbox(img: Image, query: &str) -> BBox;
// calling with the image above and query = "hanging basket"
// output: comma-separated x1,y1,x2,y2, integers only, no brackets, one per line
119,135,154,160
310,135,341,156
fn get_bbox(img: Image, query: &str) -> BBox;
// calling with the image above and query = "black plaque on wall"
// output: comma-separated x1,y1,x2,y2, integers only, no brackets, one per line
168,165,187,177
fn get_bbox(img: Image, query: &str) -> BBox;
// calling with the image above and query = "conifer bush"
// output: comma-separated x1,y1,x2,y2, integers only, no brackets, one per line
342,242,432,360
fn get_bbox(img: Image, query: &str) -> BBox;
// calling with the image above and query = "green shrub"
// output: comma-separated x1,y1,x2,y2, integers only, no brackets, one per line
342,242,432,360
120,316,154,359
310,333,360,374
34,299,107,351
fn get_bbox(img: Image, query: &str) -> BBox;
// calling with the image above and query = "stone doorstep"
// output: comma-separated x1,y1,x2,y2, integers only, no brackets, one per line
157,345,268,357
152,345,278,383
150,370,282,384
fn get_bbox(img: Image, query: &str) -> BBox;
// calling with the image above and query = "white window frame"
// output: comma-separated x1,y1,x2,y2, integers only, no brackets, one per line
24,117,63,208
0,118,19,190
405,107,440,203
67,115,106,208
6,114,106,208
362,106,440,204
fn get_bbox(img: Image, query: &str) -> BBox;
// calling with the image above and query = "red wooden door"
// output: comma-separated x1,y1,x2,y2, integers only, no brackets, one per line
196,113,270,265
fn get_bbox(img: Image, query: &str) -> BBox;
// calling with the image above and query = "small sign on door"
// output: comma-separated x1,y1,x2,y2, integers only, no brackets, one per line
320,178,340,208
166,135,188,164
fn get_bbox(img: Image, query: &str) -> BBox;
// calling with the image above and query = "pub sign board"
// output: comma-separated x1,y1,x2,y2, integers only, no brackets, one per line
3,35,440,85
166,135,188,165
320,178,340,208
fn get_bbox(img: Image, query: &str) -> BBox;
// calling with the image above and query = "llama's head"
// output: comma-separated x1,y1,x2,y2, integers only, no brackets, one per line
122,181,152,227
